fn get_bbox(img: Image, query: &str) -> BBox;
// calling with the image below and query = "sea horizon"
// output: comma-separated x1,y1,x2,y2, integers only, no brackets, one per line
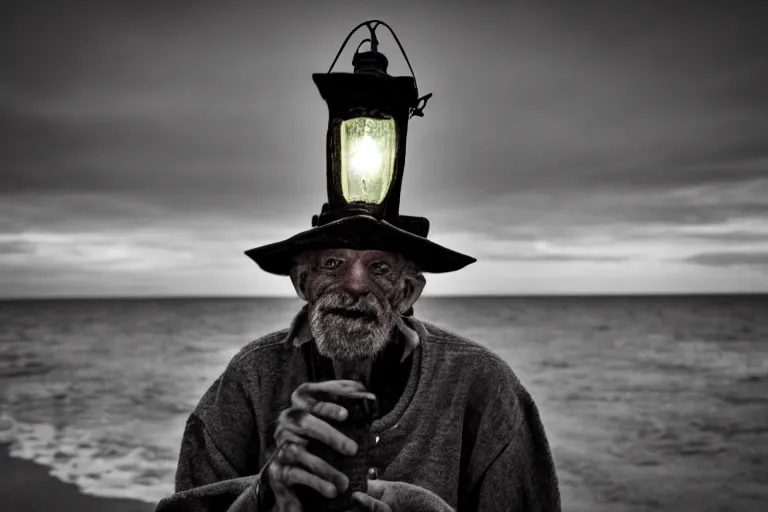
2,291,768,302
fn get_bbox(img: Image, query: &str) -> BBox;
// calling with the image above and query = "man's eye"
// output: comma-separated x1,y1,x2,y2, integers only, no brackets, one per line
371,262,390,274
322,258,342,269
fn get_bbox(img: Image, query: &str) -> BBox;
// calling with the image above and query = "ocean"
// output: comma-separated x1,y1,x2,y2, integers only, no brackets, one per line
0,296,766,511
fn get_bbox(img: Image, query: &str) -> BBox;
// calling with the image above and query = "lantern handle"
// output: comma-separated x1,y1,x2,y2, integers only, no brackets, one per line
326,20,432,118
354,38,373,55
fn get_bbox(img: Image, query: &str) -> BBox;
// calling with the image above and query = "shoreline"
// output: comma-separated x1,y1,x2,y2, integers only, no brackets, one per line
0,443,156,512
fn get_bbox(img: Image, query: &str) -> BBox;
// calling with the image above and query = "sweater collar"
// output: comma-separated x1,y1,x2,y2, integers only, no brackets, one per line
283,303,422,364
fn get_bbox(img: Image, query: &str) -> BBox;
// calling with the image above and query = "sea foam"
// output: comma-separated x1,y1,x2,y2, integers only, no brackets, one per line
0,412,176,503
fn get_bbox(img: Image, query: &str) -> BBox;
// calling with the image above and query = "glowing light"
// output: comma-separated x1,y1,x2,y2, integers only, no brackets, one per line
339,117,396,204
350,135,383,179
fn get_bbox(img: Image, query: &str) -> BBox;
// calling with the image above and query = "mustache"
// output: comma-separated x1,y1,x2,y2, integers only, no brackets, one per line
324,308,376,320
316,291,383,318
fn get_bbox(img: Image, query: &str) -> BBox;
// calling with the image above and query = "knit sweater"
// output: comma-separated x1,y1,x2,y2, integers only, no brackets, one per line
155,315,561,511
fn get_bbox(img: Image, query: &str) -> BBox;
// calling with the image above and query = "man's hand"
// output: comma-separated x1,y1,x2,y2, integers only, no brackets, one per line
351,480,455,512
267,380,376,512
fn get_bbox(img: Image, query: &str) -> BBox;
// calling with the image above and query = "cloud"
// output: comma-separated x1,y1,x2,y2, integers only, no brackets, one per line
480,252,632,263
409,1,768,198
2,0,768,295
429,179,768,242
0,192,312,238
683,252,768,268
4,0,768,204
429,178,768,269
0,239,34,256
674,231,768,244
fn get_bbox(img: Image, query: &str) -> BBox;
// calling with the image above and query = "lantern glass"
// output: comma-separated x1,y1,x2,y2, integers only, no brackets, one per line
339,117,396,204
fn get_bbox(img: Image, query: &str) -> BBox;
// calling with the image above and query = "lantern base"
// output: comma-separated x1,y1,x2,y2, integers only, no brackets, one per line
312,204,429,238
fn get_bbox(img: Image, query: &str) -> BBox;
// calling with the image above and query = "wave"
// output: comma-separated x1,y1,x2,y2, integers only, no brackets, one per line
0,351,55,378
0,362,54,378
0,412,176,504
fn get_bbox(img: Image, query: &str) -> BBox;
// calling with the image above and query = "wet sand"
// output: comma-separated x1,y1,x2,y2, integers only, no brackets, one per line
0,444,155,512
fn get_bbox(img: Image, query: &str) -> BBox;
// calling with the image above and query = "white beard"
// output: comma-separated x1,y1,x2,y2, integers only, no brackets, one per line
308,301,396,362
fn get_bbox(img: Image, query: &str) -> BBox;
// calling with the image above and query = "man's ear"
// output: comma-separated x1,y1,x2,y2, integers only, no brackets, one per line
289,262,310,302
396,272,426,315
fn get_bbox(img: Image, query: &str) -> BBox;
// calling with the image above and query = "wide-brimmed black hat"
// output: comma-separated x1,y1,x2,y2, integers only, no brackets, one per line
245,21,476,276
246,213,476,276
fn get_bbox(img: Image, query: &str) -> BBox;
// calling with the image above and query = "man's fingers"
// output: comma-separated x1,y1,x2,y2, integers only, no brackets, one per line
276,441,349,492
310,400,349,421
308,391,377,418
351,491,391,512
295,380,366,398
274,427,308,447
289,397,366,424
281,410,358,456
291,380,372,408
310,380,368,391
273,416,310,449
342,390,378,401
270,461,339,499
366,479,387,500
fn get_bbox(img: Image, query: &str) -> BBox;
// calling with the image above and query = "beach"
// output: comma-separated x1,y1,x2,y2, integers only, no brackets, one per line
1,295,767,510
0,443,154,512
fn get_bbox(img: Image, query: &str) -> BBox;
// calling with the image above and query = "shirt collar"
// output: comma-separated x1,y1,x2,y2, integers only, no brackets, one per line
283,303,422,364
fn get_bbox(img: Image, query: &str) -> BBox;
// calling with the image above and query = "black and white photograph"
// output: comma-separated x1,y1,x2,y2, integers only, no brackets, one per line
1,1,766,511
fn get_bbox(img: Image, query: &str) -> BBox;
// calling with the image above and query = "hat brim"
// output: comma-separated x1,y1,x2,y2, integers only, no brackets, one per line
245,215,476,275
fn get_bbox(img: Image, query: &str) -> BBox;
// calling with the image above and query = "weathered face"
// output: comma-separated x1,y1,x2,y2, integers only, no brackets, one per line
290,248,424,361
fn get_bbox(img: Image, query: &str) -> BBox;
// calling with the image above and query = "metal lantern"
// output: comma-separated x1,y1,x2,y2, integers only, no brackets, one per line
311,21,433,237
245,21,476,276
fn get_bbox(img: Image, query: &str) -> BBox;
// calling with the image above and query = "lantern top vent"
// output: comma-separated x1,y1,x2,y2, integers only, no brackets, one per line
352,50,389,75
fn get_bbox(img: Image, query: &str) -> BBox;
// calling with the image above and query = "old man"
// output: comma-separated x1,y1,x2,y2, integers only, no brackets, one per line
156,226,561,511
156,20,560,511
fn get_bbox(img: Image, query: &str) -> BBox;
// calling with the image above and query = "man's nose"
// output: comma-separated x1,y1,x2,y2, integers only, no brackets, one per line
341,259,372,298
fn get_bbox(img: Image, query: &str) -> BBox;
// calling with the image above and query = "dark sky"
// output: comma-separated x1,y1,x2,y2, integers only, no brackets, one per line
1,0,767,297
